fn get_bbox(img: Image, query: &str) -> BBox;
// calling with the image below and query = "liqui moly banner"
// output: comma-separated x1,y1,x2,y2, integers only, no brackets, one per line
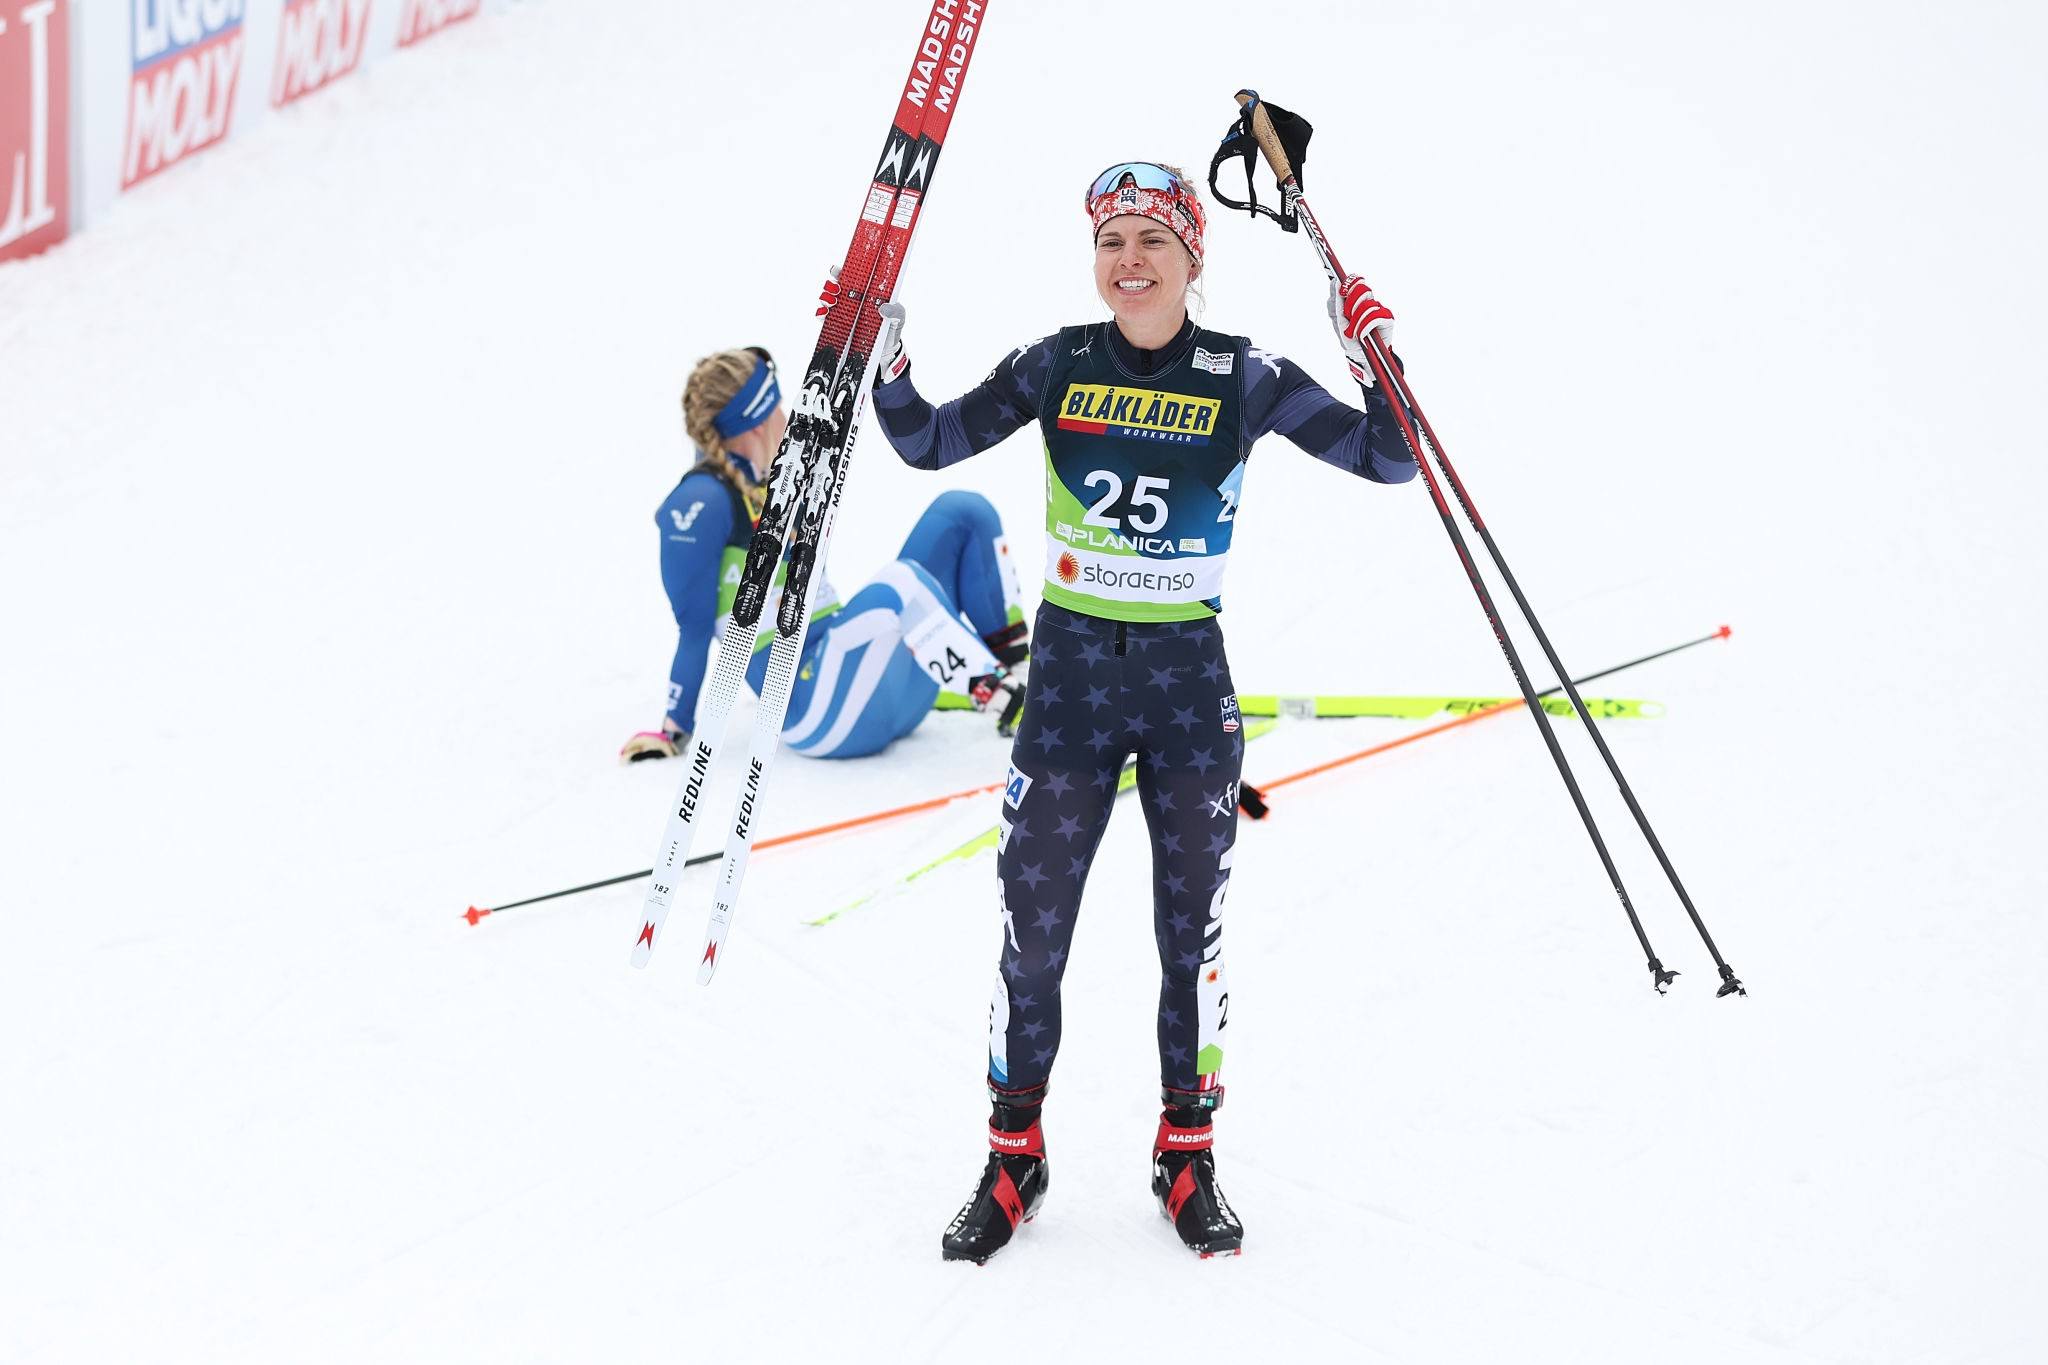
271,0,372,107
1,0,70,262
124,0,248,189
395,0,478,48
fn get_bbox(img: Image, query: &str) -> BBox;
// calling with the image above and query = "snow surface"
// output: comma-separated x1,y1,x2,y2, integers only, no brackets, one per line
4,1,2046,1361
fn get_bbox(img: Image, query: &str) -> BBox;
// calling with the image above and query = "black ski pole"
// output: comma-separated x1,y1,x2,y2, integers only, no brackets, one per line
1228,90,1677,994
464,858,709,925
1380,362,1745,996
466,770,1016,925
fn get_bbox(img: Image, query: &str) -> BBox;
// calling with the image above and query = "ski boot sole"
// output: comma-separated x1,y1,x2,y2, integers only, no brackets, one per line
942,1212,1037,1265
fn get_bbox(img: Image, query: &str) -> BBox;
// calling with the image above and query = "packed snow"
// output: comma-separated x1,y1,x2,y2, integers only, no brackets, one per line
3,1,2044,1361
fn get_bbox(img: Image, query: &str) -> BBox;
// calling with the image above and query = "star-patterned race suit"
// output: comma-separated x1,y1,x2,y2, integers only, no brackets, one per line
873,317,1415,1092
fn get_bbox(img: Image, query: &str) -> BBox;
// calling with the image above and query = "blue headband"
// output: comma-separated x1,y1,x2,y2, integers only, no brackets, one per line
711,353,781,439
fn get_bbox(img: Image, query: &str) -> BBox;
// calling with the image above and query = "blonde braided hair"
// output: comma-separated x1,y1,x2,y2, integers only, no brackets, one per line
681,347,771,517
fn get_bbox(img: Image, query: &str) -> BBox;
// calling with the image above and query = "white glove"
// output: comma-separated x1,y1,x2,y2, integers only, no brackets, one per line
821,264,908,385
875,300,909,385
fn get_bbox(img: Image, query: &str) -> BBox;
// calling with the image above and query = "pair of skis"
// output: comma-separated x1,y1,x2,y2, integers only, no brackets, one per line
631,0,990,982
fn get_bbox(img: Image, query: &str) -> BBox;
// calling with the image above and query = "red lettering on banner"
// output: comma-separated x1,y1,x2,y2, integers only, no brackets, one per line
124,1,249,190
396,0,480,48
273,0,373,107
1,0,71,262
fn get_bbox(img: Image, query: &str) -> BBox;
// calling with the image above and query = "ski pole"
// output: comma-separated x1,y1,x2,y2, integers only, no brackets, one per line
464,774,1004,926
1232,90,1690,995
1377,360,1746,996
1242,626,1730,805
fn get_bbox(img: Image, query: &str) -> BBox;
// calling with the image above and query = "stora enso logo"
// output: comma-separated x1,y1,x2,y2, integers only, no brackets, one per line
125,0,247,189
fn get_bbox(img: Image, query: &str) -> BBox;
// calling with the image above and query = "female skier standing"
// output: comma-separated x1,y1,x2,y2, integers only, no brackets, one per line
619,346,1030,764
870,164,1416,1260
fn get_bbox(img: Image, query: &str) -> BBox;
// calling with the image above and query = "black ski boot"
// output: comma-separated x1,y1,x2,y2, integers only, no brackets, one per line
942,1082,1049,1264
1152,1087,1243,1257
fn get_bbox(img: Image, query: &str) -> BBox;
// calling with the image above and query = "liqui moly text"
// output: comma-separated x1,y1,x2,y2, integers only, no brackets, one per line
272,0,372,107
125,0,247,189
395,0,478,48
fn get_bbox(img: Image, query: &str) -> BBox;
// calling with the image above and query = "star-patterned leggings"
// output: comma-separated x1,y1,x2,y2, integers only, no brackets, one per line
987,603,1242,1095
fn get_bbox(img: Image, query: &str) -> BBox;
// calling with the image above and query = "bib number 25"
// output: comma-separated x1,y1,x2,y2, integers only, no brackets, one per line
1082,470,1171,534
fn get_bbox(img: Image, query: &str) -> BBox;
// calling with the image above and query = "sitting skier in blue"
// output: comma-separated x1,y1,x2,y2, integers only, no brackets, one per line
620,345,1029,763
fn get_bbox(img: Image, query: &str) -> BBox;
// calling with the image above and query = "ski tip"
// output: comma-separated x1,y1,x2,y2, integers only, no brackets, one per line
463,906,490,927
1716,624,1733,639
696,941,719,985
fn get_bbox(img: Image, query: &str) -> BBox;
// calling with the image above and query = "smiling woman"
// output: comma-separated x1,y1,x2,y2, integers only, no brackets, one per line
864,156,1421,1264
1089,161,1207,341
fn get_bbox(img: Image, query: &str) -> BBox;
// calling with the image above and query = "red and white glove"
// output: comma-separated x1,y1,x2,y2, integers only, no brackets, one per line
1327,274,1395,375
970,663,1027,738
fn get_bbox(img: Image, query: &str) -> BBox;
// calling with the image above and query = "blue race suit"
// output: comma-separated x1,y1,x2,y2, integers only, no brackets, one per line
658,466,1020,759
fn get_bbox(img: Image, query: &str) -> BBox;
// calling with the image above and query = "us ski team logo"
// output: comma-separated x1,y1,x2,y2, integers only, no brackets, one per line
1219,695,1240,733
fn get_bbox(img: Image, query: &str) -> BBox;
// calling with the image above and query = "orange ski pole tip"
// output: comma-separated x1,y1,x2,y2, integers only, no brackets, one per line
463,906,491,926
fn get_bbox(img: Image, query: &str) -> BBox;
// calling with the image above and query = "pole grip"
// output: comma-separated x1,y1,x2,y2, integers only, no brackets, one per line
1234,90,1296,185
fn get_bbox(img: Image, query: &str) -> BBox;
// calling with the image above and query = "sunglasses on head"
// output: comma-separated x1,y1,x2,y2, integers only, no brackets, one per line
1084,161,1186,206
